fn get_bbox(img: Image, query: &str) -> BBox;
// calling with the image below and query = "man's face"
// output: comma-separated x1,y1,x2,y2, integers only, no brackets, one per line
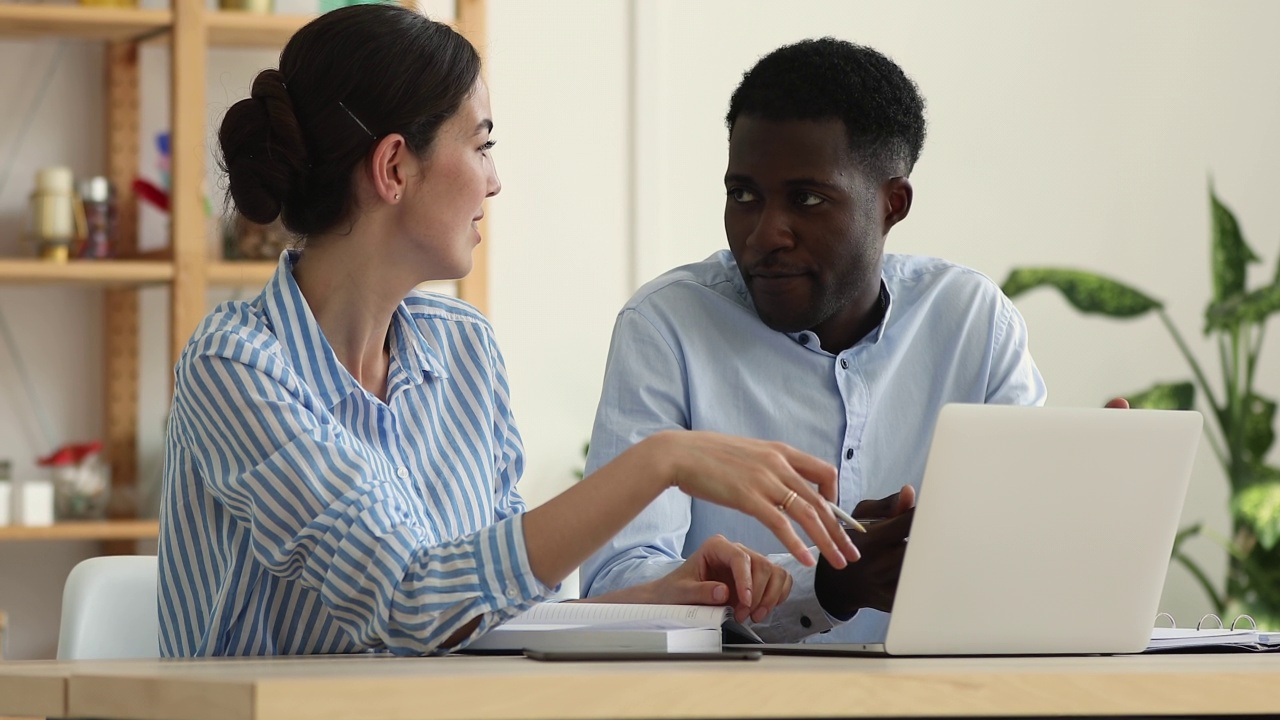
724,116,887,345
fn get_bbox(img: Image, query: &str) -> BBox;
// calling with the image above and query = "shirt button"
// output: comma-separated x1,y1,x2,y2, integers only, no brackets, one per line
506,588,518,598
840,359,849,370
799,334,810,345
800,615,812,628
845,448,854,460
396,466,409,479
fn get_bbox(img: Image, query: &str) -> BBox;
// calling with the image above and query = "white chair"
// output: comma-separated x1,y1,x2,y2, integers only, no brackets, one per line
56,555,159,660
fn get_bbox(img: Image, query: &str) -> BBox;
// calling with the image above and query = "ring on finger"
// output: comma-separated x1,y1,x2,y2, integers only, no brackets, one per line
778,489,798,512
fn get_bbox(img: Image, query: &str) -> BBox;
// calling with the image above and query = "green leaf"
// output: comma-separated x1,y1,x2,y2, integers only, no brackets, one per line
1124,381,1195,410
1002,268,1162,318
1243,395,1278,467
1172,522,1203,555
1210,188,1260,303
1204,280,1280,332
1232,471,1280,551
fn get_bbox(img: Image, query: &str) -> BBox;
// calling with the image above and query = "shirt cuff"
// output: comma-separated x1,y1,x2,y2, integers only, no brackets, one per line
473,513,556,617
746,555,845,642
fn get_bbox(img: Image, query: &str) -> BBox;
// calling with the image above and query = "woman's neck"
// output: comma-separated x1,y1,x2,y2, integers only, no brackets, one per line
291,240,408,401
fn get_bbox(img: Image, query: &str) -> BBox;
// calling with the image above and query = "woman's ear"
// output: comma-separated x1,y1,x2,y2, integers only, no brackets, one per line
882,176,913,233
368,133,410,204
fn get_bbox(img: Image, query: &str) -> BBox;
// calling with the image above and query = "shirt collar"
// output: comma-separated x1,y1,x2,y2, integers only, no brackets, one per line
388,300,450,388
723,254,893,351
260,250,446,409
784,281,891,352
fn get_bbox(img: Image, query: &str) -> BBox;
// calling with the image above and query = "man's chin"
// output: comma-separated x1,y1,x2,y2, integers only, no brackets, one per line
756,309,813,335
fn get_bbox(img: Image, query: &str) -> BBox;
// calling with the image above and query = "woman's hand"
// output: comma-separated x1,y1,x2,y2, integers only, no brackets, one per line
636,430,861,570
632,535,793,623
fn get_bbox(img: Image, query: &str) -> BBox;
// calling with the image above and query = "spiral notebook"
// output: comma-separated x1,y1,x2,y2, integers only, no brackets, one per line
1147,613,1280,652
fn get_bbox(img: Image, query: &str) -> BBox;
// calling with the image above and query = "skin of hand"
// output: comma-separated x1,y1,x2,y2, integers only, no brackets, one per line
522,430,861,595
1105,397,1130,409
587,534,793,624
655,431,861,570
814,484,916,617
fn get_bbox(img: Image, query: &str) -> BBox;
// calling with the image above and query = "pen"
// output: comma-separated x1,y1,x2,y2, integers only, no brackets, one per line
827,500,868,533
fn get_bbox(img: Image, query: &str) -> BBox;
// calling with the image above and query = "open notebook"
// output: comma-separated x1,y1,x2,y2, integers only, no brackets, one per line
461,603,757,654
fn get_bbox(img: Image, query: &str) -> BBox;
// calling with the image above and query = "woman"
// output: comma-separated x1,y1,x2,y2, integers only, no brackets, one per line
157,4,859,657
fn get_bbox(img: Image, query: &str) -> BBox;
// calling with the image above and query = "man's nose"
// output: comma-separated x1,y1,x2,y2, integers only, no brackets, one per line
746,206,794,254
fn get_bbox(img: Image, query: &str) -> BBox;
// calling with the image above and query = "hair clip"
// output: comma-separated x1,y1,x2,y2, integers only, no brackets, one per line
338,101,375,139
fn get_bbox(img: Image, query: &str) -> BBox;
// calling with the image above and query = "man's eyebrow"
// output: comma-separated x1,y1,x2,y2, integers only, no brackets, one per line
724,173,844,192
784,177,843,192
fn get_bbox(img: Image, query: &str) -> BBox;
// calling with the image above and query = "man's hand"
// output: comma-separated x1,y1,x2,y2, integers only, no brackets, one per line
637,535,792,623
814,485,916,617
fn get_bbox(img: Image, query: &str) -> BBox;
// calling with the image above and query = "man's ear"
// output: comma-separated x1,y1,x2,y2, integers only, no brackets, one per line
882,176,913,233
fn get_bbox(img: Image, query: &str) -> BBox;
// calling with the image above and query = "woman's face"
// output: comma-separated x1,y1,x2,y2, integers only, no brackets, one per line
399,79,501,280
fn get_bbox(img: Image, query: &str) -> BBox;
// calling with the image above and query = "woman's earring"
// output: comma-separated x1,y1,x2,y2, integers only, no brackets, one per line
393,193,400,201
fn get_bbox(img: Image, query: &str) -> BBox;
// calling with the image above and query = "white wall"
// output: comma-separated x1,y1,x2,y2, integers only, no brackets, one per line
1,0,1278,657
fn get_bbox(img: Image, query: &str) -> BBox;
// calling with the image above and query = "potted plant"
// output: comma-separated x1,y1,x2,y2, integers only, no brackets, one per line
1001,186,1280,627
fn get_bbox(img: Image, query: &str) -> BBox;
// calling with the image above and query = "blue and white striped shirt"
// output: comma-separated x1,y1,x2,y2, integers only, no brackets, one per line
581,250,1046,644
158,250,550,657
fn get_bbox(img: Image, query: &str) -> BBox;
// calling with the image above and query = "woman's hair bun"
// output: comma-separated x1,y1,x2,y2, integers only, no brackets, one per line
218,69,310,225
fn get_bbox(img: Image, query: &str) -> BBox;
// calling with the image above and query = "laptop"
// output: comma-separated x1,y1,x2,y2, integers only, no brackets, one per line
740,403,1204,656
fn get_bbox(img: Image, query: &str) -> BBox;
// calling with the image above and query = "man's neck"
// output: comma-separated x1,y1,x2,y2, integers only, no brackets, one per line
815,287,887,354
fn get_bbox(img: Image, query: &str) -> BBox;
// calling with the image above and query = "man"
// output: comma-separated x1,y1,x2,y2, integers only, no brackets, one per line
579,38,1047,644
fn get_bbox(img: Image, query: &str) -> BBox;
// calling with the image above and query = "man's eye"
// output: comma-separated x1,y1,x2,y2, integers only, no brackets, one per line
796,192,823,206
728,188,757,203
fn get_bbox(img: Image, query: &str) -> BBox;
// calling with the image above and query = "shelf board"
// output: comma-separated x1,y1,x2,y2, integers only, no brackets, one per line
0,4,171,42
0,519,158,542
0,258,174,285
206,11,313,48
208,260,274,286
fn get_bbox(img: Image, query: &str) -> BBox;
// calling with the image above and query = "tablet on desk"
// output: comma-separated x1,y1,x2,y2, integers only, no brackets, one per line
523,649,761,662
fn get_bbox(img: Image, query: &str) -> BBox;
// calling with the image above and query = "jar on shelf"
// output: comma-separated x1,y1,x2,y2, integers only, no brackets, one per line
77,177,116,259
219,0,273,13
28,167,79,263
38,442,110,521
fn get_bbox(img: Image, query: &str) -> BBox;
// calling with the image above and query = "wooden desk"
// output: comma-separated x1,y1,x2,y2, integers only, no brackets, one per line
3,653,1280,719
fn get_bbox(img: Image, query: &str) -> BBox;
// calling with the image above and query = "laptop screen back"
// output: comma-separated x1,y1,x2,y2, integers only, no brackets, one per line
884,404,1203,656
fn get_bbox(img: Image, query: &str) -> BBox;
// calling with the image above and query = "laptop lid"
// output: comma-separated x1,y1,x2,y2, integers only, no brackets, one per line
882,404,1202,656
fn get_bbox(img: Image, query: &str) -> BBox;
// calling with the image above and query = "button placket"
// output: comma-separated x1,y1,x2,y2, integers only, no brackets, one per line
836,353,866,509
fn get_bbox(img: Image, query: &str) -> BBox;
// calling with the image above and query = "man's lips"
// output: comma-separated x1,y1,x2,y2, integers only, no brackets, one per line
749,267,809,280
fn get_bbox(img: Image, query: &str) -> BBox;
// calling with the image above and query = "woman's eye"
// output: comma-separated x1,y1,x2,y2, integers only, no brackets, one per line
728,188,757,203
480,139,497,152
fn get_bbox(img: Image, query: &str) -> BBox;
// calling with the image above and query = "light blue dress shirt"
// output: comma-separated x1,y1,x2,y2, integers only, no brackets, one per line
158,250,550,657
581,250,1046,643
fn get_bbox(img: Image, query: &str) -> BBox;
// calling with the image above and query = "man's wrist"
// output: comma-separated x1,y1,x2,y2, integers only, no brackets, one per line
814,555,859,621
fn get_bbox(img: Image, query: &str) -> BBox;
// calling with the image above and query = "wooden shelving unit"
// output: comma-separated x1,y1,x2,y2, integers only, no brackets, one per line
0,258,172,285
0,4,170,42
205,10,310,47
207,260,276,287
0,1,490,557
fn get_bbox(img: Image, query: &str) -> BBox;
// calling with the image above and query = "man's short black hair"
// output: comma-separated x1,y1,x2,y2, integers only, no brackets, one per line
726,38,927,178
